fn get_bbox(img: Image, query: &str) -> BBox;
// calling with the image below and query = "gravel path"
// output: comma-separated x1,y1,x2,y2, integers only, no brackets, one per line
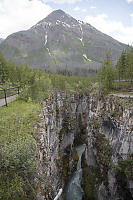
0,94,18,107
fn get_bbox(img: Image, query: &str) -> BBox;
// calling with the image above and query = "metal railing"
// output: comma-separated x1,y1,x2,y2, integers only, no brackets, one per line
0,86,20,106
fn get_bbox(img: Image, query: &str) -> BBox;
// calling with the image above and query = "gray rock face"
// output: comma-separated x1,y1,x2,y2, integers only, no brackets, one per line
35,91,133,200
0,10,126,71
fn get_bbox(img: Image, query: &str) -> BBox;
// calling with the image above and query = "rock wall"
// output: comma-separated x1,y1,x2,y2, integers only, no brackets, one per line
84,93,133,200
35,91,133,200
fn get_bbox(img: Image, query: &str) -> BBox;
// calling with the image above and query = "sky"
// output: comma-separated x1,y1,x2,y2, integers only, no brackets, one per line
0,0,133,44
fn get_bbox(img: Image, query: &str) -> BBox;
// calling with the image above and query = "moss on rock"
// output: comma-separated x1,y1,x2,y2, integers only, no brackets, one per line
82,166,102,200
72,151,79,165
95,134,112,169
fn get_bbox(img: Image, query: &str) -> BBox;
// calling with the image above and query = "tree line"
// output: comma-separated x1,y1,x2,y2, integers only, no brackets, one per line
1,46,132,99
0,51,93,102
97,46,133,94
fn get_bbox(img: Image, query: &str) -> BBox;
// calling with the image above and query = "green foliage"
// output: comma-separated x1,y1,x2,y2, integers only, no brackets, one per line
91,119,99,128
62,155,69,178
97,52,114,94
1,139,37,176
0,140,37,200
72,151,79,164
95,134,112,168
0,101,40,199
97,48,133,94
113,159,133,179
116,50,127,81
116,47,133,82
0,174,25,200
0,51,8,84
126,48,133,81
56,69,72,76
0,50,93,102
110,110,116,117
83,167,101,200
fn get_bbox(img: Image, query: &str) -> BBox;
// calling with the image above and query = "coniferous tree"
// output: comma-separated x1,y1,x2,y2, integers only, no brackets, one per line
98,52,114,92
7,61,18,85
0,51,8,84
126,48,133,81
116,50,127,81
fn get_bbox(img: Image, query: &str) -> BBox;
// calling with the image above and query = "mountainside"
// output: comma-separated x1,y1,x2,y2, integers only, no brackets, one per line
0,9,126,71
0,38,4,44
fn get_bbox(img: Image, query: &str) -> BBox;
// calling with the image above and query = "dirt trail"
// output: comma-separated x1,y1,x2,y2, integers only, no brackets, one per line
0,94,18,107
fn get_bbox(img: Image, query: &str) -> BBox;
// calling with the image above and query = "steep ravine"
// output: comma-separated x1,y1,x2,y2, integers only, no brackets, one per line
35,91,133,200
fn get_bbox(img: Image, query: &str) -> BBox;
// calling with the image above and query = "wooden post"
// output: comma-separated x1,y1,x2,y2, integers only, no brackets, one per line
4,89,7,106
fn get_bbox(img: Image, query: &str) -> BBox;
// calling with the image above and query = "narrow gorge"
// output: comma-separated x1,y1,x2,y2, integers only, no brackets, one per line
35,90,133,200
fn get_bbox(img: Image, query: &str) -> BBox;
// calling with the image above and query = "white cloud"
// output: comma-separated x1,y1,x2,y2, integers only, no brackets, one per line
43,0,81,4
126,0,133,3
74,6,80,11
0,0,52,38
74,7,87,12
82,8,87,12
84,14,133,44
90,6,96,9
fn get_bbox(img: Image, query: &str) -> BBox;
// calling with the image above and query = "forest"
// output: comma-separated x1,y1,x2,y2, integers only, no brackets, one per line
0,46,133,101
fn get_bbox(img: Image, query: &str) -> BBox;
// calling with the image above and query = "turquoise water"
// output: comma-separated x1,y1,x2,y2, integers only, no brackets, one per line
66,144,86,200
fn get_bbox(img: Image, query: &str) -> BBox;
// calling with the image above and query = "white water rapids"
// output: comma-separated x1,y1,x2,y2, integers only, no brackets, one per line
66,144,86,200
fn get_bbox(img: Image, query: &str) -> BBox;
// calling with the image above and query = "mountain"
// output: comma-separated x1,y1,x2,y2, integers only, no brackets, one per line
0,38,4,44
0,9,126,72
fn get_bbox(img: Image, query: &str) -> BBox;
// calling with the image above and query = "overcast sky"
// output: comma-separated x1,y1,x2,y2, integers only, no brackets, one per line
0,0,133,44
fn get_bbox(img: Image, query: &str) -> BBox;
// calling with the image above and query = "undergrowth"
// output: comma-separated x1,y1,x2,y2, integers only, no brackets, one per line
0,100,40,200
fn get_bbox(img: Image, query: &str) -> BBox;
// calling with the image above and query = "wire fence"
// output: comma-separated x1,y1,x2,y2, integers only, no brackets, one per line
0,86,20,106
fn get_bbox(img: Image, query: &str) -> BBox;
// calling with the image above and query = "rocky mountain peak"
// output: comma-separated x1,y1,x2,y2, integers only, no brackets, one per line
48,9,66,17
36,9,78,26
0,9,126,72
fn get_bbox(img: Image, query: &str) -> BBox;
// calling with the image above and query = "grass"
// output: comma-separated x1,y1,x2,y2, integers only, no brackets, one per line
112,81,133,94
0,100,40,143
0,100,41,199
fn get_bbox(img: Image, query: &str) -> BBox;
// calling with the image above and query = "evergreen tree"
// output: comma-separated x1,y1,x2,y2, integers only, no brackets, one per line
7,61,18,85
98,52,114,92
126,48,133,81
0,51,8,84
116,50,127,81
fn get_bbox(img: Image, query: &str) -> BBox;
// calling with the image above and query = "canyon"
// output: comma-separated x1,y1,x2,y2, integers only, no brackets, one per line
34,89,133,200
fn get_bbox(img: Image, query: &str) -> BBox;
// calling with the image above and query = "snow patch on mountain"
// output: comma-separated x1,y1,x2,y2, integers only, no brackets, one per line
56,20,71,28
79,23,84,46
46,48,52,57
83,54,92,62
78,20,84,25
62,22,71,28
44,33,48,46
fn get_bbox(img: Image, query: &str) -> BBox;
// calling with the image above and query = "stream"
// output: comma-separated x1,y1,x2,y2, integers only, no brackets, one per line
66,144,86,200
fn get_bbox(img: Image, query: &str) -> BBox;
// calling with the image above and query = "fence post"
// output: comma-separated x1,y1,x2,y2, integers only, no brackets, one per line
4,89,7,106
